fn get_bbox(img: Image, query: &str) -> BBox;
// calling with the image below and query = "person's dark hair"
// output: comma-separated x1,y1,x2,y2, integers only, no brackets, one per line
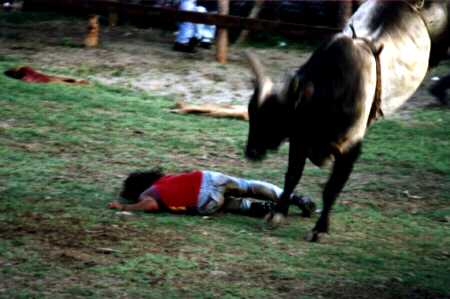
120,168,165,202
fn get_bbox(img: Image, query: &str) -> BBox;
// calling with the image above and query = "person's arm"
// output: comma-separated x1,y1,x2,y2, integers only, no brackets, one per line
108,194,160,212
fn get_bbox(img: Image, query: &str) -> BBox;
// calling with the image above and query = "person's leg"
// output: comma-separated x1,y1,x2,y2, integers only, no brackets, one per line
174,0,197,53
204,171,315,216
201,25,216,44
194,6,207,41
194,6,216,48
176,22,195,45
223,197,274,218
197,171,226,215
239,178,316,216
197,171,253,215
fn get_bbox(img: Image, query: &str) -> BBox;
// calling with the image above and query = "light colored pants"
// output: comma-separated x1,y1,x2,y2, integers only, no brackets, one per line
197,171,283,215
175,0,216,44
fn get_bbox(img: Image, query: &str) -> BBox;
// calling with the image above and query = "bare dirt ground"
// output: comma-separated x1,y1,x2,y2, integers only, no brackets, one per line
1,16,447,113
1,18,306,105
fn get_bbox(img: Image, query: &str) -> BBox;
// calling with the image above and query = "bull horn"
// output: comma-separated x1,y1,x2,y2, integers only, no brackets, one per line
244,50,274,106
244,50,272,85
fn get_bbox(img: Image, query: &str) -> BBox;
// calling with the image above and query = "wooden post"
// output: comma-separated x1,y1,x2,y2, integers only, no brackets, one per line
84,14,100,47
216,0,229,64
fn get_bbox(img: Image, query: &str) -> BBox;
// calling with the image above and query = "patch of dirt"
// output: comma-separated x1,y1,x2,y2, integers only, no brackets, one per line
1,17,448,114
0,209,198,295
0,18,306,106
341,169,449,215
302,280,450,299
0,210,186,268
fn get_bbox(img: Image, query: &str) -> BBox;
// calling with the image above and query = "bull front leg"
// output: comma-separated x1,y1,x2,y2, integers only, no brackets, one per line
268,141,307,226
306,142,362,242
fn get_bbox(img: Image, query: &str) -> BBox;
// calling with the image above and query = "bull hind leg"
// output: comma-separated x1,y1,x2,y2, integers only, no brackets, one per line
306,142,362,242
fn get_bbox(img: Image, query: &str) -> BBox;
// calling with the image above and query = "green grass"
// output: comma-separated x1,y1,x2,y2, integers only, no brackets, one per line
0,54,449,299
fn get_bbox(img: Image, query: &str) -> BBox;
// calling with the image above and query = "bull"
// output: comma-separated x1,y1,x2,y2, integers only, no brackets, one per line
244,0,449,241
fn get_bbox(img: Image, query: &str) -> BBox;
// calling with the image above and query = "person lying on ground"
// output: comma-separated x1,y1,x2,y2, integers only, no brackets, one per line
108,169,316,217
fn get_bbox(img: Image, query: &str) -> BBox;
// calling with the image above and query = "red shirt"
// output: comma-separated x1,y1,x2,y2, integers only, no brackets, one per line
151,171,203,212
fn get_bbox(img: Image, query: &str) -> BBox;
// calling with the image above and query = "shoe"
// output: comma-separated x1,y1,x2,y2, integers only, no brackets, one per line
173,42,196,53
188,37,200,48
291,195,316,218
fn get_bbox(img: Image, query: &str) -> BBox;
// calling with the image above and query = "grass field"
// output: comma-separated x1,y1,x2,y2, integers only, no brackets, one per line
1,16,450,298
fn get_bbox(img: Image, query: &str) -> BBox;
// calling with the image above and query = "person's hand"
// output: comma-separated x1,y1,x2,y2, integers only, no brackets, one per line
108,201,123,210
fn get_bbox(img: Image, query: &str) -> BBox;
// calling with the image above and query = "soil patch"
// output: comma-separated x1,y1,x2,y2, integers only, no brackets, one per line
1,17,447,113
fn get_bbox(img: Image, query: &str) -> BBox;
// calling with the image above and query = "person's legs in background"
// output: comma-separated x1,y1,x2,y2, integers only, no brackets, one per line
174,0,198,53
195,6,216,49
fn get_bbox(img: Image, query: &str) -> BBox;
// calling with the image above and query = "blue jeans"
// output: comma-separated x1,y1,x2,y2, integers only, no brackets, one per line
175,0,216,44
197,171,283,215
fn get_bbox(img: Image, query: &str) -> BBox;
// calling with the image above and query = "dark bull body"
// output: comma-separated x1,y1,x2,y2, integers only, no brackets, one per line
245,0,449,241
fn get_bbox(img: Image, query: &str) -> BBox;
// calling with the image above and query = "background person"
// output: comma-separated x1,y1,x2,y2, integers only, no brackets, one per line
174,0,216,53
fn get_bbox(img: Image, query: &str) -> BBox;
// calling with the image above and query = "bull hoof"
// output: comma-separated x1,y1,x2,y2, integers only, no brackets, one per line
304,230,321,242
272,213,286,225
265,212,286,229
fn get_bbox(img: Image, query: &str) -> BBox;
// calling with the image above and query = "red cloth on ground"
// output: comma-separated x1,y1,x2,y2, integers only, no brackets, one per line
153,171,203,211
5,66,52,83
4,66,87,84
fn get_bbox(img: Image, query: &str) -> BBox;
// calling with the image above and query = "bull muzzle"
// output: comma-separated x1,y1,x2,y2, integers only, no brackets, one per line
245,144,266,161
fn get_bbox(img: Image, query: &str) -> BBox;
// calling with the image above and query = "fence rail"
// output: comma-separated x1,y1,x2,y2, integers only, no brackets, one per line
24,0,341,38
